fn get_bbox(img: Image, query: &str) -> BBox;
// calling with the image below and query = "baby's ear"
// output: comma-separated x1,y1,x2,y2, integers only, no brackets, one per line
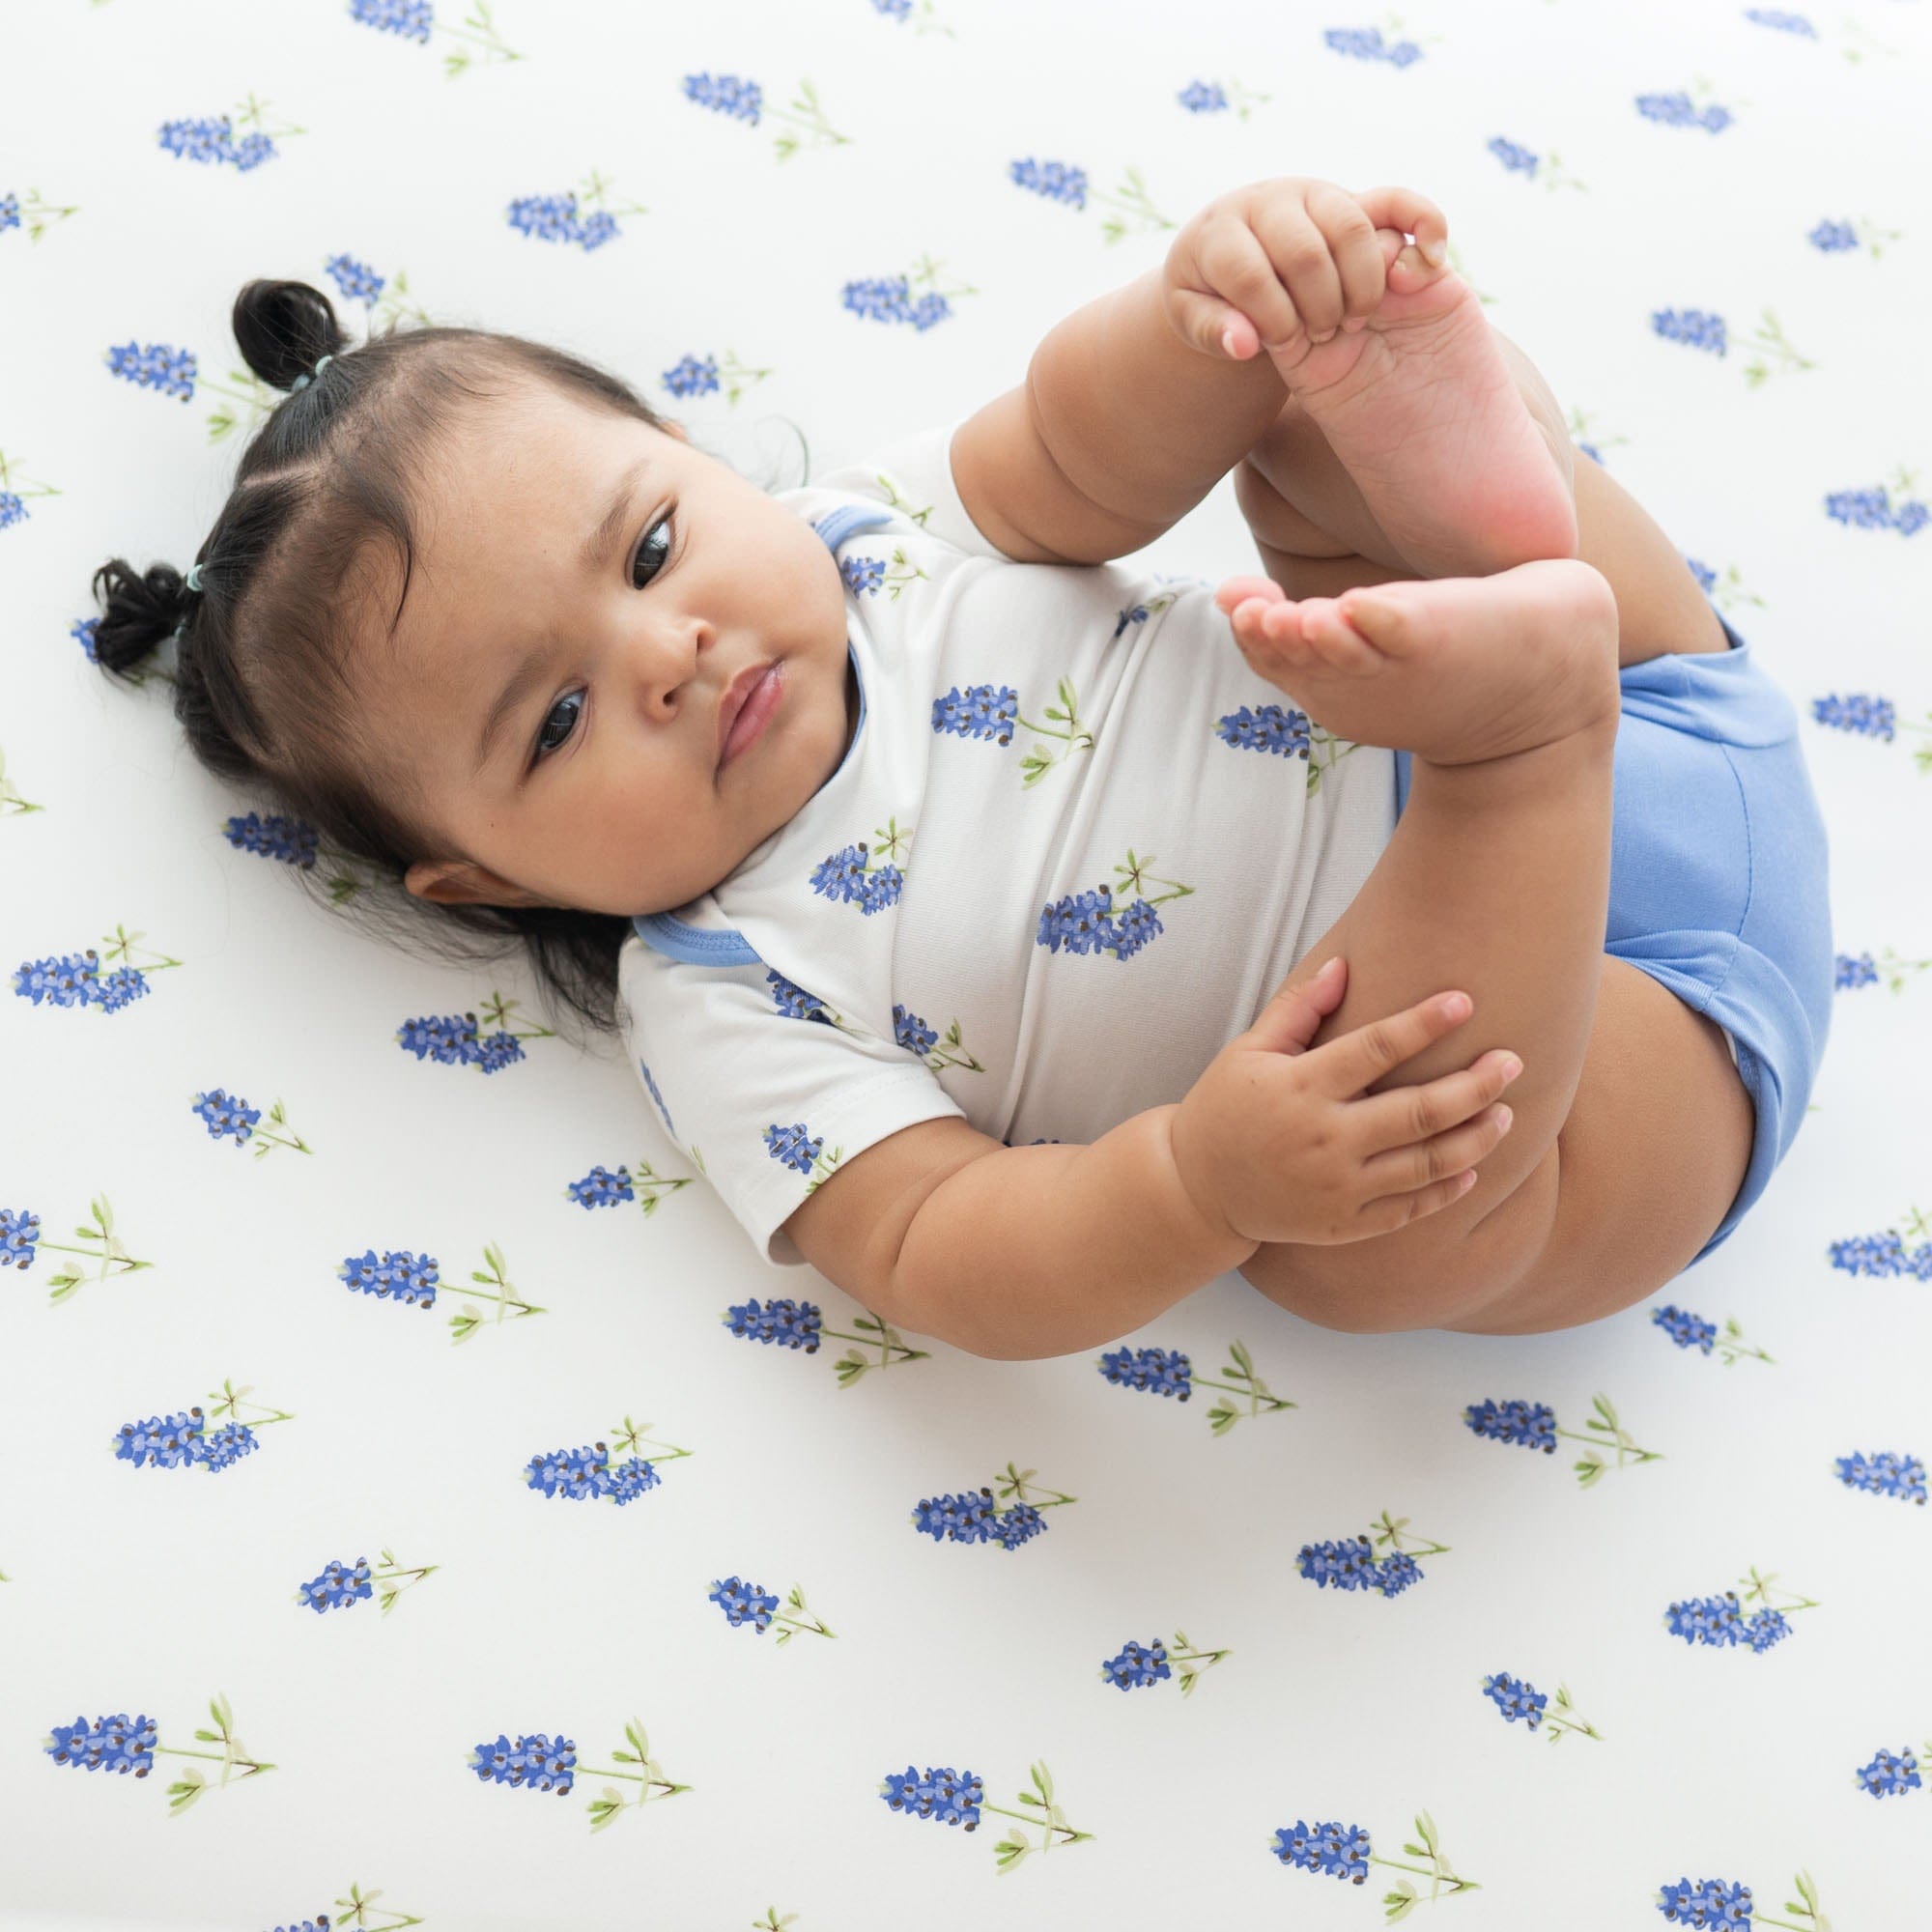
405,860,541,908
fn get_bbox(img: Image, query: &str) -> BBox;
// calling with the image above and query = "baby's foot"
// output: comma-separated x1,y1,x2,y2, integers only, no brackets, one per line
1223,560,1619,766
1266,240,1577,579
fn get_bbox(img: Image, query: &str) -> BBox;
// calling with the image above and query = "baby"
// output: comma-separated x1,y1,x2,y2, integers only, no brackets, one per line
94,178,1833,1358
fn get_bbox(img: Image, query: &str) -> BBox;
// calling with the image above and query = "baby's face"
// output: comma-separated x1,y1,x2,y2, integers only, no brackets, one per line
381,383,858,918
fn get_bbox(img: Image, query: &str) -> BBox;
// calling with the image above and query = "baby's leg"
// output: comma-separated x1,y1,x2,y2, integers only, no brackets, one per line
1212,563,1751,1336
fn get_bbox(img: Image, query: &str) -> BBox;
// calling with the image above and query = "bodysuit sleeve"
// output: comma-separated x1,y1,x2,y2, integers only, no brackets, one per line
617,944,970,1269
809,415,1023,565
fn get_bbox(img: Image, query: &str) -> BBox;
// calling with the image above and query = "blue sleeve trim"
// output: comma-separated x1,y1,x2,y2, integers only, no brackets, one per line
630,912,764,968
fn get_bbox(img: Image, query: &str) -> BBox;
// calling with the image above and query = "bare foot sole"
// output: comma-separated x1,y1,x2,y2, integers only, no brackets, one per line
1221,558,1620,766
1264,237,1578,577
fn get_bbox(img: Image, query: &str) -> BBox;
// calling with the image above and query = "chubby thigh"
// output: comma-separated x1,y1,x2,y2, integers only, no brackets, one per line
1238,957,1754,1336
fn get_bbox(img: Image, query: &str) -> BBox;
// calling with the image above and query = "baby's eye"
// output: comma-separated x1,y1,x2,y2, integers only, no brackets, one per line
632,510,675,588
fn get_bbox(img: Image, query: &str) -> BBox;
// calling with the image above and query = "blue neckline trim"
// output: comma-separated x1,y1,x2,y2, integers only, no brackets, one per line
629,500,892,964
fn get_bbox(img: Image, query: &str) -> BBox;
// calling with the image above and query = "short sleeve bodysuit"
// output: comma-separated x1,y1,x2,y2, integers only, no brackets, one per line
616,416,1399,1265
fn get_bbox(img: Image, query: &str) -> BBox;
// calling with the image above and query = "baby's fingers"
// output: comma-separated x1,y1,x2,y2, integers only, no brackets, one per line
1356,1098,1514,1201
1350,1166,1481,1238
1312,988,1478,1096
1353,1048,1523,1154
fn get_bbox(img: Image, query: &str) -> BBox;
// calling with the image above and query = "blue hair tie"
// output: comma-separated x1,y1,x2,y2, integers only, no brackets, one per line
290,352,335,393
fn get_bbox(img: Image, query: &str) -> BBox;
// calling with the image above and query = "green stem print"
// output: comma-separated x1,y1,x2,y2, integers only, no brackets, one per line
1018,675,1095,788
1740,308,1818,388
1200,1339,1299,1435
832,1310,934,1386
584,1719,694,1833
8,1193,155,1305
0,742,44,814
317,1881,427,1931
449,1241,549,1346
1565,1393,1663,1486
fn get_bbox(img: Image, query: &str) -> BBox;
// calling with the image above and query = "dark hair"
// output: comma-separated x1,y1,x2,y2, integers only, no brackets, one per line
89,279,684,1050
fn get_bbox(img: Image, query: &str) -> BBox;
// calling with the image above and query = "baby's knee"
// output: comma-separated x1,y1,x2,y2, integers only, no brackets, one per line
1239,1143,1562,1333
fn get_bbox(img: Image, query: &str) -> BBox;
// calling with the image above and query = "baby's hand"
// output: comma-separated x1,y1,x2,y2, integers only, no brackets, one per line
1169,955,1521,1248
1162,177,1449,369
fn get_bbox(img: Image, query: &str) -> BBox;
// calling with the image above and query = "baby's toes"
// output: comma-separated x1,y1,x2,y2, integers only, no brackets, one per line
1298,599,1382,672
1334,588,1417,658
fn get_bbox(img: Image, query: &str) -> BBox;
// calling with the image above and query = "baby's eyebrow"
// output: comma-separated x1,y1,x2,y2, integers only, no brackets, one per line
472,455,653,777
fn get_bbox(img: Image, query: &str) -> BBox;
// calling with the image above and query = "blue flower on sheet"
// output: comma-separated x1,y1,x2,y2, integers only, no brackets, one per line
1833,1450,1927,1504
880,1765,982,1825
1825,479,1929,534
724,1296,823,1350
224,810,319,867
113,1408,258,1472
1482,1673,1605,1744
524,1443,661,1506
1827,1217,1932,1278
157,116,278,172
470,1732,577,1792
1324,26,1424,68
1651,1304,1775,1367
1856,1747,1924,1798
13,944,163,1011
1635,89,1734,134
1467,1393,1662,1484
299,1557,374,1612
1746,6,1817,32
1272,1811,1481,1904
1664,1567,1820,1649
913,1464,1072,1548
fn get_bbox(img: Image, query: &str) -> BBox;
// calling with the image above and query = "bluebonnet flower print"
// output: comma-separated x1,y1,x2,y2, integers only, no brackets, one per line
1833,1449,1926,1504
1009,157,1174,245
524,1416,688,1506
1824,469,1930,536
1649,303,1816,385
1098,1339,1299,1435
157,101,298,173
298,1548,438,1615
226,810,321,868
1481,1672,1604,1745
933,674,1099,790
470,1718,690,1833
507,177,643,253
44,1693,274,1813
1680,552,1769,613
767,1119,860,1199
266,1880,420,1931
1271,1811,1482,1912
1323,26,1429,68
913,1461,1072,1550
350,0,525,73
0,185,80,242
1100,1629,1230,1697
1217,696,1360,797
810,817,910,914
1297,1510,1446,1599
397,992,554,1070
1037,849,1193,964
1651,1304,1776,1367
1856,1743,1925,1799
566,1156,694,1222
1175,76,1274,124
1826,1207,1932,1279
191,1087,312,1160
1663,1566,1821,1651
894,1003,986,1073
709,1576,834,1646
1656,1871,1833,1928
838,538,926,603
1464,1393,1662,1486
683,71,850,160
14,926,181,1010
882,1761,1094,1869
113,1381,293,1471
724,1294,935,1385
1834,949,1932,993
339,1241,544,1344
662,346,773,408
1745,7,1816,34
1809,213,1904,258
1487,135,1585,193
842,260,977,335
2,1196,152,1305
1634,83,1737,135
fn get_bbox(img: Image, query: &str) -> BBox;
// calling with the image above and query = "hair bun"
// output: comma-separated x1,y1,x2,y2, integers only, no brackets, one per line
88,558,191,677
232,279,344,394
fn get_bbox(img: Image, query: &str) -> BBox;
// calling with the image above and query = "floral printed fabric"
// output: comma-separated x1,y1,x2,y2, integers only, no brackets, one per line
3,1,1929,1928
